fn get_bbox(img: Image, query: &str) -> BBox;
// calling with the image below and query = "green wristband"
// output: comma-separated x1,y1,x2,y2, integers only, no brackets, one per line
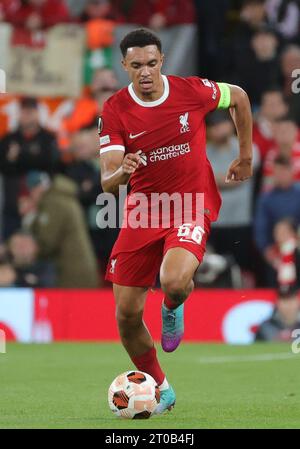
217,83,231,109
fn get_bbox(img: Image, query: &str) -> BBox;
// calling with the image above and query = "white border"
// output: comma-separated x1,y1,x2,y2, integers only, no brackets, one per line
100,145,125,154
128,75,169,107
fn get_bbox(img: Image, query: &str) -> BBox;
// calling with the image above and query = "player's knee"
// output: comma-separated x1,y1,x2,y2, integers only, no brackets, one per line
116,306,142,331
160,273,192,304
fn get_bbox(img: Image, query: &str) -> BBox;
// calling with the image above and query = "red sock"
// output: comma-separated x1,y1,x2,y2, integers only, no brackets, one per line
163,295,178,310
131,346,165,385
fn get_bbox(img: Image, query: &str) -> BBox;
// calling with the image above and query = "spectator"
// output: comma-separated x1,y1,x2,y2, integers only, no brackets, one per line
257,217,300,287
7,0,70,30
280,44,300,124
7,230,56,287
273,218,300,288
0,261,17,287
80,0,115,22
65,124,119,270
255,285,300,341
206,110,260,278
0,0,19,21
253,88,288,161
233,26,281,107
265,0,300,41
232,0,269,54
262,115,300,190
23,171,100,288
61,68,119,144
65,126,100,214
80,0,116,52
254,155,300,285
90,67,119,108
240,0,268,27
111,0,196,29
0,97,60,239
66,0,87,17
194,0,230,79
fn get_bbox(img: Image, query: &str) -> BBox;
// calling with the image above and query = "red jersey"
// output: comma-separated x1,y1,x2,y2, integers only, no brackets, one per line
99,75,222,225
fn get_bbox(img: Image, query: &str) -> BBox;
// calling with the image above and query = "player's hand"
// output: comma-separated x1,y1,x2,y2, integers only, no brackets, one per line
225,158,252,183
121,152,141,175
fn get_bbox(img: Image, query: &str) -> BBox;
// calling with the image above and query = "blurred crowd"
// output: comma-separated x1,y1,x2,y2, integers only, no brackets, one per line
0,0,196,26
0,0,300,308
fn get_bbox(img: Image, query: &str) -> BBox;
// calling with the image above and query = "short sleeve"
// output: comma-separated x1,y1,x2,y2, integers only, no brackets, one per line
98,101,125,155
188,77,221,115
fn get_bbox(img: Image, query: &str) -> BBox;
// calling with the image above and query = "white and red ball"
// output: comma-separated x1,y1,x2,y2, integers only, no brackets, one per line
108,371,160,419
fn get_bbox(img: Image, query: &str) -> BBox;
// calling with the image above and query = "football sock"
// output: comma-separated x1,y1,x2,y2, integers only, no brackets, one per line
159,377,170,391
131,346,165,385
164,295,179,310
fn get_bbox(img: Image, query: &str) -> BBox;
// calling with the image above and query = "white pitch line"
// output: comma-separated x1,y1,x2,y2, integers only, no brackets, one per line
196,352,300,364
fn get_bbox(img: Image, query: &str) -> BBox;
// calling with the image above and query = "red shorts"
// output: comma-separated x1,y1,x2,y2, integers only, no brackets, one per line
105,216,211,288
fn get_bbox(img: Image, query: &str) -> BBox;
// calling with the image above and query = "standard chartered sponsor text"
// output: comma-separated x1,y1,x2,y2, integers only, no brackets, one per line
149,143,190,162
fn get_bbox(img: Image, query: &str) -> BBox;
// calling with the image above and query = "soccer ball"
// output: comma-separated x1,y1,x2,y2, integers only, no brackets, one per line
108,371,160,419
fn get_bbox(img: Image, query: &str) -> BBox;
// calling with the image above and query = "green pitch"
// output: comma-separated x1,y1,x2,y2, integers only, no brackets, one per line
0,342,299,429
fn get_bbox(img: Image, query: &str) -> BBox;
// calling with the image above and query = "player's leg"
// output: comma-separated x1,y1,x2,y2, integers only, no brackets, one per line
160,248,199,352
113,284,175,413
114,284,152,357
160,216,211,352
160,247,199,306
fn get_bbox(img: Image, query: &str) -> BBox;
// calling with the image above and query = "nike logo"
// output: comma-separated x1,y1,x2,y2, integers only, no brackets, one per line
179,238,198,245
129,131,147,139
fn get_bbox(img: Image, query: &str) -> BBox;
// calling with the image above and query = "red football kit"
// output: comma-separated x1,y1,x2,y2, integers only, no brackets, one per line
99,75,223,287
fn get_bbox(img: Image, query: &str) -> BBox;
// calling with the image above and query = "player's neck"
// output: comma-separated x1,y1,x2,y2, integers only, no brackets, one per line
133,76,165,102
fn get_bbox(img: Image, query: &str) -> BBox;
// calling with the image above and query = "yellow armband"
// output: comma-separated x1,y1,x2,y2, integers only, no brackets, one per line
217,83,231,109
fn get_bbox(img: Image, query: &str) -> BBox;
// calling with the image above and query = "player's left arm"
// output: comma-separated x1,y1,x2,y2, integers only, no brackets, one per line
217,83,253,183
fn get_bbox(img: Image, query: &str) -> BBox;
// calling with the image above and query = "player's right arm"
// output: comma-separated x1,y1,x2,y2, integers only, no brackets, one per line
98,101,141,195
100,150,141,195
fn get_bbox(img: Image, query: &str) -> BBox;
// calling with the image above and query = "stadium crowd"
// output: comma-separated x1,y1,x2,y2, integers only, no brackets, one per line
0,0,300,303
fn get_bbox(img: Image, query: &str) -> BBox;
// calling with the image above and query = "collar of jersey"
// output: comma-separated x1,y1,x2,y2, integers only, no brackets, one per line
128,75,169,107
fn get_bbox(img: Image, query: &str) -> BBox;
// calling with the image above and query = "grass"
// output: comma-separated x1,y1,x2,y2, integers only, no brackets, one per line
0,342,299,429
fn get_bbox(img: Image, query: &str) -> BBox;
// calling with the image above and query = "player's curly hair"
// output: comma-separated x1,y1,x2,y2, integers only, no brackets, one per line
120,28,162,57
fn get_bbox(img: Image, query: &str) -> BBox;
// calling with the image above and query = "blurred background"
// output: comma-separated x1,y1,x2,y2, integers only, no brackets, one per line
0,0,300,345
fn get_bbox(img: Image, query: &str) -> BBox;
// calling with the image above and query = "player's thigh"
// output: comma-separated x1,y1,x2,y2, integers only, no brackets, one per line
159,247,199,289
160,217,211,288
106,238,164,288
113,284,148,320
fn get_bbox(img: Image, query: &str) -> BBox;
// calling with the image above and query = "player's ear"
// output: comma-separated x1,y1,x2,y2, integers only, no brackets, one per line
121,59,128,72
160,53,165,67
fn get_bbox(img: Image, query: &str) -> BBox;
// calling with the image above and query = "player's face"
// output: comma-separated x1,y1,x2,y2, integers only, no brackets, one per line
122,45,164,97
